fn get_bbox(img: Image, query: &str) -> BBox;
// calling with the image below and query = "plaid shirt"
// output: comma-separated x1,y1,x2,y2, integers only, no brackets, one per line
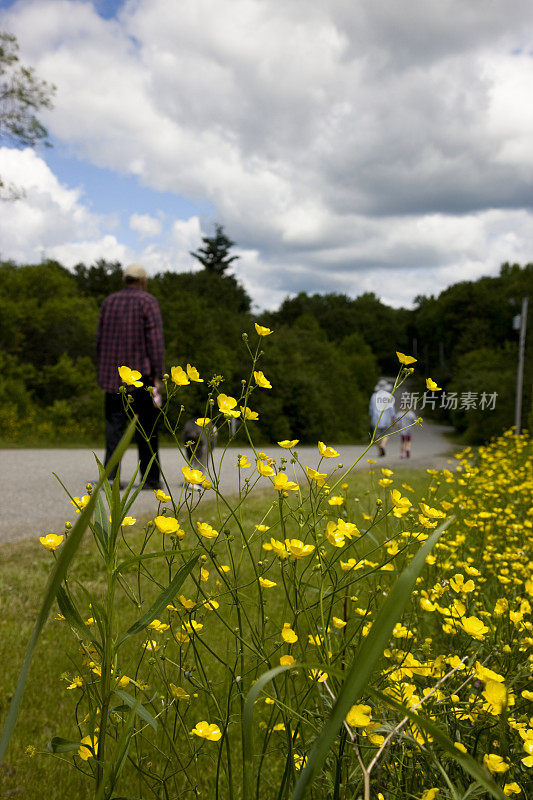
96,287,165,392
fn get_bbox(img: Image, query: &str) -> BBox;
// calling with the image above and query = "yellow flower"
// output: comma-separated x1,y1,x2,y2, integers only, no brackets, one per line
240,406,259,420
346,704,372,727
280,654,296,666
278,439,299,448
197,522,219,540
255,523,270,532
200,567,209,582
426,378,442,391
154,488,171,502
149,618,170,632
196,417,211,426
305,466,328,486
257,459,275,477
326,521,346,548
120,515,136,527
191,721,222,741
259,577,277,588
182,465,206,484
309,669,328,682
253,370,272,389
182,620,203,635
186,364,203,382
118,365,143,387
78,734,98,761
397,351,417,365
254,323,273,336
179,595,196,610
66,676,83,690
282,623,298,643
238,455,251,469
294,754,307,770
285,539,315,558
332,617,347,629
483,753,509,774
154,516,183,536
171,365,190,385
449,574,475,594
390,489,412,515
318,441,339,458
272,473,299,492
503,783,522,796
203,599,219,610
217,394,241,417
420,791,439,800
328,496,344,506
269,538,289,559
482,681,508,714
71,495,90,513
170,684,190,700
461,616,489,640
39,533,64,550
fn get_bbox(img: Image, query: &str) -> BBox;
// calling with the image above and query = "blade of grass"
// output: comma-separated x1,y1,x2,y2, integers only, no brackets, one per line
0,419,136,763
288,516,454,800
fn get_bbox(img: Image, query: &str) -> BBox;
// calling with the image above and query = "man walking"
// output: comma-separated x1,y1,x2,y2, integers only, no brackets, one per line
96,263,164,489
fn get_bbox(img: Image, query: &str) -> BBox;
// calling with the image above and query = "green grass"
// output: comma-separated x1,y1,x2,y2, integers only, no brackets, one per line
0,464,433,799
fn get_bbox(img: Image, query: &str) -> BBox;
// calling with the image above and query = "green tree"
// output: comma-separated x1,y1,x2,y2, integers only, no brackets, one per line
190,223,240,275
0,31,55,198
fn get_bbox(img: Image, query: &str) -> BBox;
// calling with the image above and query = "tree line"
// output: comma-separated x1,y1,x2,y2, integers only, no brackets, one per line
0,250,531,446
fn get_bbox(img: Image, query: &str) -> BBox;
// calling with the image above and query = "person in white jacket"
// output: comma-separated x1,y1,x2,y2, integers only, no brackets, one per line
369,382,395,457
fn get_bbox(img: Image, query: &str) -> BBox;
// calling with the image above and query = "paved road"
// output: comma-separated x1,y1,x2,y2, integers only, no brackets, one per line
0,422,456,544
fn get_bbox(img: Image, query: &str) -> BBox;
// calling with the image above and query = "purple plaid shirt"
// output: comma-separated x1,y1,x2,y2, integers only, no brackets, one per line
96,287,165,392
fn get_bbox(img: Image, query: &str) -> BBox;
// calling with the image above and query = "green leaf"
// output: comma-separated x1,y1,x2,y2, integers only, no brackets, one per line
0,419,136,763
288,516,454,800
116,556,198,648
112,689,158,731
370,689,506,800
49,736,81,754
56,585,98,645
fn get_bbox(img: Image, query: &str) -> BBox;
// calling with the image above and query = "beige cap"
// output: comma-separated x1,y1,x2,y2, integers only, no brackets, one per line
123,263,147,280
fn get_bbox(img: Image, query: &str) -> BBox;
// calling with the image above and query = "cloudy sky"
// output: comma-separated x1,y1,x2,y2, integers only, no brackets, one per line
1,0,533,310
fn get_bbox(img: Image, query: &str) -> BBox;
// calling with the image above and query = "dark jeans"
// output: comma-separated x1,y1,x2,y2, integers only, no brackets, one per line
104,385,160,487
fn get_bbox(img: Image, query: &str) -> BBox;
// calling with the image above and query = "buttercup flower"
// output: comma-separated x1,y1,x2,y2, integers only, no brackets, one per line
217,394,241,418
281,623,298,643
186,364,203,382
426,378,442,391
318,441,339,458
191,721,222,741
396,351,417,365
257,459,275,477
196,417,211,426
269,538,289,559
154,488,171,502
170,684,190,700
118,366,143,387
121,516,136,527
171,365,190,385
483,753,509,774
259,577,277,588
280,654,296,666
305,466,328,486
285,539,315,558
278,439,299,448
240,406,259,420
182,466,206,485
238,455,251,469
272,473,299,492
78,735,98,761
253,370,272,389
255,323,273,336
197,522,219,540
39,533,64,550
71,495,90,513
346,704,372,727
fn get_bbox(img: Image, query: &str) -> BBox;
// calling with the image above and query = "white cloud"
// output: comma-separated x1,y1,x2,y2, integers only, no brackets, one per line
129,212,162,239
2,0,533,309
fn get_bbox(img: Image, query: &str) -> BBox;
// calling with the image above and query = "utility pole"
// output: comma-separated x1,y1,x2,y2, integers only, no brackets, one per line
515,295,529,435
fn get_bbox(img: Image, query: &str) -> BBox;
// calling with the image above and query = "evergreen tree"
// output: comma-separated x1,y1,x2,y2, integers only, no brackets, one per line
190,223,240,275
